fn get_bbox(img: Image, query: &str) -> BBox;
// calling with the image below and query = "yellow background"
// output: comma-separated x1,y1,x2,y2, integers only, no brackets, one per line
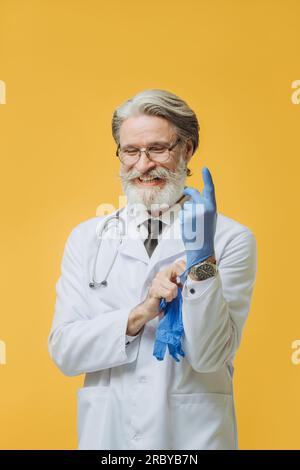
0,0,300,450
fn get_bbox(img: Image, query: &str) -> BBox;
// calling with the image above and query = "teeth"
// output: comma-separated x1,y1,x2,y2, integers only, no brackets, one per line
139,176,159,182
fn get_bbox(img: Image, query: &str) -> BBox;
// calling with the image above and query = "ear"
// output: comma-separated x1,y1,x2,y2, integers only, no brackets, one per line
184,138,194,163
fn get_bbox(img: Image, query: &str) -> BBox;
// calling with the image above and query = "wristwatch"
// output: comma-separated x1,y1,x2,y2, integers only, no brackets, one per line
188,256,217,281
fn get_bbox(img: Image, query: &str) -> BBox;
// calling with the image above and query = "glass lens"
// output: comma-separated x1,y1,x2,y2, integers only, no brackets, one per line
148,146,170,162
118,145,171,164
119,149,139,165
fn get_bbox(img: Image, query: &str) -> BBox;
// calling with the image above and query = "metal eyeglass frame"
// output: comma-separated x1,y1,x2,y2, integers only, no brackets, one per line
116,137,182,164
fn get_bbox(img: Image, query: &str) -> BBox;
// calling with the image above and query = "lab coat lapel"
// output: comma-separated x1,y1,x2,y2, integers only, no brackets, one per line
117,206,149,265
118,237,149,264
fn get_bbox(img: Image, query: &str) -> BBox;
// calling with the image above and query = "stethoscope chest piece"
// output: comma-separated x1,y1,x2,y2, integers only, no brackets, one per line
89,280,108,288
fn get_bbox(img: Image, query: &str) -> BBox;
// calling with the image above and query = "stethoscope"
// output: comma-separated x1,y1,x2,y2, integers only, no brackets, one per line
89,209,124,289
88,194,190,289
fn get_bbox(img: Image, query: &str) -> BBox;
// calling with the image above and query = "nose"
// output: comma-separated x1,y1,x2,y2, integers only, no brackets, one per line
134,151,156,174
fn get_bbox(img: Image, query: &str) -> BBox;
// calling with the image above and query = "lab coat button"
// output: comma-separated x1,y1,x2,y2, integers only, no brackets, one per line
190,288,196,294
138,376,147,383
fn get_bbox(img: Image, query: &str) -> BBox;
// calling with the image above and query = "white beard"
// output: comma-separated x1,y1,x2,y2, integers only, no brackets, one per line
119,156,188,213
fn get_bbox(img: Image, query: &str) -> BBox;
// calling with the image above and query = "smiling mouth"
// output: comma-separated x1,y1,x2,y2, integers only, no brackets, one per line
135,176,165,186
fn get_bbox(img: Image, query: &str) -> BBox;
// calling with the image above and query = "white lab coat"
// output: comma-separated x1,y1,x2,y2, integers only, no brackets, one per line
48,204,257,450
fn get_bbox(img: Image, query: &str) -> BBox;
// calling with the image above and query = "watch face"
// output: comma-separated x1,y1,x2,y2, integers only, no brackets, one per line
193,263,216,280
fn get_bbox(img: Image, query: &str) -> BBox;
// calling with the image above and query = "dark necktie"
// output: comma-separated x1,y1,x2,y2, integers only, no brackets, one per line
143,218,164,258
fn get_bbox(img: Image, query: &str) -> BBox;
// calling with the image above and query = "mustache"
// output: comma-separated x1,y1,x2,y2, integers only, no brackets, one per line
119,164,187,184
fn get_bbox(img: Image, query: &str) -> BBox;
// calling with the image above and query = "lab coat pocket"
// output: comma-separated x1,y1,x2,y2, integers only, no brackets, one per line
77,386,109,450
169,392,236,450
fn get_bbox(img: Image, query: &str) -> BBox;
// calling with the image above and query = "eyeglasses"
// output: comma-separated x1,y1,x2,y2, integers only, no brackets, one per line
116,137,182,165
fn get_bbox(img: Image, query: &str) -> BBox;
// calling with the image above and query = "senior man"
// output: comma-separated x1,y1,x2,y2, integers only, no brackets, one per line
48,89,257,450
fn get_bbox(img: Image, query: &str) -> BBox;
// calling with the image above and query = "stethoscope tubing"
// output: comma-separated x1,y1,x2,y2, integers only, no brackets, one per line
89,210,123,289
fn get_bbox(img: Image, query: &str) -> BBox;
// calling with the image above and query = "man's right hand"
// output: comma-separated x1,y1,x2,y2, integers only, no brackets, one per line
126,260,186,335
144,259,186,320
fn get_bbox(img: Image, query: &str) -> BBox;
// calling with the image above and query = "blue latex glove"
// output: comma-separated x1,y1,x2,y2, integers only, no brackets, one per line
179,167,217,282
153,167,217,362
153,286,185,362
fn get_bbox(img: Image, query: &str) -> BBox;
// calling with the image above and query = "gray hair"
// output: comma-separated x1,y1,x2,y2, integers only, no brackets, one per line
111,89,200,156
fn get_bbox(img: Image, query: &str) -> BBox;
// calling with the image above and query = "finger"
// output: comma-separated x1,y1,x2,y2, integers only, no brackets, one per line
150,284,169,300
202,167,215,194
162,264,179,280
160,278,178,293
161,260,186,282
159,264,174,280
170,261,186,280
158,285,177,302
175,259,186,271
182,186,203,203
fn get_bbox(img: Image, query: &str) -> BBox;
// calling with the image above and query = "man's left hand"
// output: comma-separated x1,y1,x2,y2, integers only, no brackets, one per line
179,167,217,269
